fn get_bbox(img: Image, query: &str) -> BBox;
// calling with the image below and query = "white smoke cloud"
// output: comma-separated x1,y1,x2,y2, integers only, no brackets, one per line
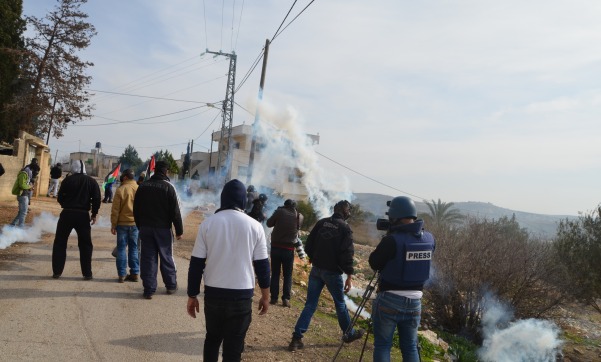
250,102,353,217
344,274,372,319
0,212,59,249
479,297,563,362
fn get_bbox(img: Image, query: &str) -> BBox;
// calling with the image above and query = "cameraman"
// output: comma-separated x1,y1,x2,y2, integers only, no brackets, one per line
266,199,303,307
369,196,435,362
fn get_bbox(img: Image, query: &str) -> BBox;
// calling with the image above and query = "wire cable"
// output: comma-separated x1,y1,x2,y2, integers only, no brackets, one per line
203,0,209,49
88,89,214,104
230,0,236,51
220,0,225,50
73,106,207,127
271,0,298,41
272,0,316,42
234,0,245,51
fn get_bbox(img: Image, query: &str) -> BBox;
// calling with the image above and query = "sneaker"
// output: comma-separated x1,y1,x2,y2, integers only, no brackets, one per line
143,293,153,300
118,276,125,283
288,337,304,352
166,286,178,295
52,274,61,279
124,274,139,282
282,299,291,308
83,275,93,281
342,329,365,343
269,299,277,305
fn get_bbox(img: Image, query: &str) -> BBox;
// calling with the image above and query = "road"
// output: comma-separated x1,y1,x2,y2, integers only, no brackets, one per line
0,199,208,361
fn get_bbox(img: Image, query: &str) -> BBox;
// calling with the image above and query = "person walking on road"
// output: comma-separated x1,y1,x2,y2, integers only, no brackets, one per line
110,169,140,283
47,163,62,197
368,196,436,362
266,199,303,307
288,200,364,351
187,179,270,362
134,161,183,299
10,164,33,228
52,159,101,280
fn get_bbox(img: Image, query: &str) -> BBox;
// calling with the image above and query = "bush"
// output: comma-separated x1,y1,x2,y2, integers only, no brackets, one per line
426,215,565,339
296,200,317,231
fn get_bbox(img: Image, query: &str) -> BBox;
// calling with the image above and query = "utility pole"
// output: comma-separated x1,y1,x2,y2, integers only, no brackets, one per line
246,39,271,186
204,49,237,186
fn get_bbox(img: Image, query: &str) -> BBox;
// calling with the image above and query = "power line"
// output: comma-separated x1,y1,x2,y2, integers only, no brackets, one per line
88,89,215,104
220,0,225,50
203,0,209,49
315,151,427,200
272,0,317,42
271,0,298,41
234,0,245,51
73,106,208,127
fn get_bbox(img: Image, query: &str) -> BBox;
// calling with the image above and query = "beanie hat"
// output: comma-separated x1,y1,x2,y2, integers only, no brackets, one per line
218,179,247,212
155,161,169,175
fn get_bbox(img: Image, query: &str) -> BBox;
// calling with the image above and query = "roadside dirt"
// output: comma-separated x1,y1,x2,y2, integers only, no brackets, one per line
2,196,601,361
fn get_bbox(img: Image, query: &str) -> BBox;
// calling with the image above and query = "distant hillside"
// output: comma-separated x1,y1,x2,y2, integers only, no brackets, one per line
352,193,575,239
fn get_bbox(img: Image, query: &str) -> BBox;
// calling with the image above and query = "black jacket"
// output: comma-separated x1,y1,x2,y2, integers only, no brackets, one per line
133,173,183,235
50,166,62,179
305,212,354,275
57,173,101,216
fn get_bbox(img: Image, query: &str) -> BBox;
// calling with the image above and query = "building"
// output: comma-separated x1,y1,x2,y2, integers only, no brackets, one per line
178,124,319,201
68,146,119,178
0,131,51,201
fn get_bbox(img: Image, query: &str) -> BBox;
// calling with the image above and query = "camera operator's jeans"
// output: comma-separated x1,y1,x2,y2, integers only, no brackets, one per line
11,195,29,227
372,292,421,362
115,225,139,277
293,266,355,339
270,246,294,302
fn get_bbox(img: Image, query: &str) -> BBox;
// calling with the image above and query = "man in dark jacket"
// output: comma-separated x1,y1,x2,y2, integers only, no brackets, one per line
134,161,183,299
52,159,101,280
288,200,364,351
368,196,435,362
266,199,303,307
47,163,62,197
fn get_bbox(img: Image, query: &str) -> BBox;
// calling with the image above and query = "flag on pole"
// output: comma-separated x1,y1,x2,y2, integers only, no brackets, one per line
145,155,155,181
102,163,121,190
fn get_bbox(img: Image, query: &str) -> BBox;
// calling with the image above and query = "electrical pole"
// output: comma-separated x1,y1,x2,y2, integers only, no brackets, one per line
246,39,270,186
204,49,237,186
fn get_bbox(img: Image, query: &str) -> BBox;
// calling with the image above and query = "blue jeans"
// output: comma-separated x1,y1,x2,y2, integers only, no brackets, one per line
270,247,294,301
115,225,140,277
203,296,252,362
11,195,29,227
293,266,355,338
372,292,422,362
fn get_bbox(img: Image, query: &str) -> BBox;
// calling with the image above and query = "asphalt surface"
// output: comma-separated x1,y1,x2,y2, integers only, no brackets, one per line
0,213,208,361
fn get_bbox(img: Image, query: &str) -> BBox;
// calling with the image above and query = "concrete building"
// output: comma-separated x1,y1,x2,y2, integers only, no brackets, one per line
68,146,120,178
0,131,51,201
178,124,319,201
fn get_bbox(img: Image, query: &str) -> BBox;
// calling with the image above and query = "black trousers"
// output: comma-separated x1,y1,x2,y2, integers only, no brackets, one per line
270,247,294,301
52,210,93,277
203,296,252,362
139,226,176,294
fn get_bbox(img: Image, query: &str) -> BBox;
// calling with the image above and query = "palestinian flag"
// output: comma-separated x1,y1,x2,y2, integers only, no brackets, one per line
102,163,121,190
145,155,155,181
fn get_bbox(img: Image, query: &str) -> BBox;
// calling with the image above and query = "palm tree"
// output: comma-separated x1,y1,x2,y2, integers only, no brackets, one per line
420,199,464,228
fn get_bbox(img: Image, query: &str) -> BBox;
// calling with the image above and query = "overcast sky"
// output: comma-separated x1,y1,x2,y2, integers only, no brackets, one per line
23,0,601,216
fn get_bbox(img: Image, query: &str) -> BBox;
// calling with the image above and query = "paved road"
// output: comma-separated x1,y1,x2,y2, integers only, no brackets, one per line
0,210,208,361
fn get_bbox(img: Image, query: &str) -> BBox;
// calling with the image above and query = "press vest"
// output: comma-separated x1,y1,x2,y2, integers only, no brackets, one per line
380,230,435,290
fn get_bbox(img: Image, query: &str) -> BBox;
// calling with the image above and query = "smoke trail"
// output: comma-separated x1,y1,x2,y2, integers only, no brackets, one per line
479,298,562,362
250,102,353,217
343,274,371,318
0,212,59,249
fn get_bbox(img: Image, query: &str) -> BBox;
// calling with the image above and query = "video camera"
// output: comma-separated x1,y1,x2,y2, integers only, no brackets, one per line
376,200,392,231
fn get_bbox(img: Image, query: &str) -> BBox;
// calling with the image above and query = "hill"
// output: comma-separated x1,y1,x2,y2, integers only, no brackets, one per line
352,193,575,239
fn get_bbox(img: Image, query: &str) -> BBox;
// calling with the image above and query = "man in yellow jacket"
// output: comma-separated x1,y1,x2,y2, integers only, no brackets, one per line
11,165,33,227
111,169,139,283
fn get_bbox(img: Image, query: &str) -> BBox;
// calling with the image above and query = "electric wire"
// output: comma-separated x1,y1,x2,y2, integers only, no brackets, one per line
234,47,264,93
233,0,245,51
88,89,214,104
203,0,209,49
73,106,207,126
230,0,236,51
271,0,298,41
272,0,317,42
220,0,225,50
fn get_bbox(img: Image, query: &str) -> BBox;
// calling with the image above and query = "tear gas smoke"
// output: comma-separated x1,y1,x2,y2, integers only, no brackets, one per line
344,274,371,319
479,297,562,362
249,102,353,217
0,212,59,249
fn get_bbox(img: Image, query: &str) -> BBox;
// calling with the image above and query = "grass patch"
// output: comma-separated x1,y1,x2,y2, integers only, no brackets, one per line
438,331,479,362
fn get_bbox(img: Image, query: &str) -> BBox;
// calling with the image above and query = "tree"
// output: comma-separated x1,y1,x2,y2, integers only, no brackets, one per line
118,145,142,170
0,0,26,143
296,200,317,231
16,0,96,143
420,198,464,229
554,207,601,313
153,149,179,175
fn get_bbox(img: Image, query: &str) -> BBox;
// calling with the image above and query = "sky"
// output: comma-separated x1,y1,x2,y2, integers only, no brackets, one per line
21,0,601,216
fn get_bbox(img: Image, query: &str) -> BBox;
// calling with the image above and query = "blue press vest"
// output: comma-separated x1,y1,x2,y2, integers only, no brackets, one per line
380,230,435,290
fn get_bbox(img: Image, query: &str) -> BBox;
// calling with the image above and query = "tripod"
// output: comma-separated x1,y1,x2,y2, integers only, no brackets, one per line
332,271,380,362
